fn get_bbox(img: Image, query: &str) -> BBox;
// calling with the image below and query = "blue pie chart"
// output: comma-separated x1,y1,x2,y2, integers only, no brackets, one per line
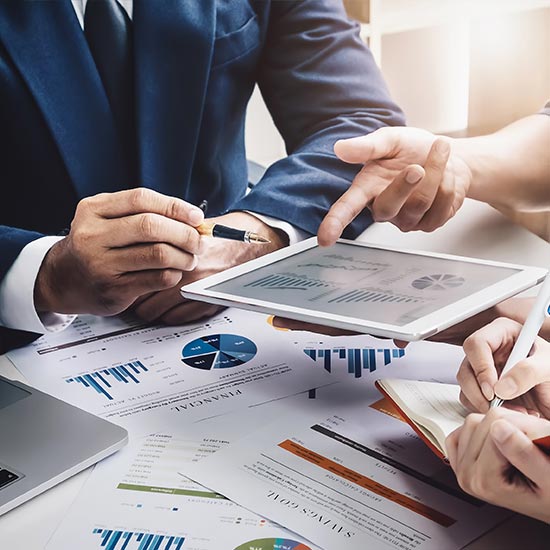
181,334,257,370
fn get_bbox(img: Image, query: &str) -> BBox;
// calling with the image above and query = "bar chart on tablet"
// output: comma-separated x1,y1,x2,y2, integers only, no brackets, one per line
206,241,528,331
244,273,333,291
327,288,423,304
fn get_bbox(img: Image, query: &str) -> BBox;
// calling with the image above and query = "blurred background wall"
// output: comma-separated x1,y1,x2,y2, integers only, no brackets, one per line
245,0,550,166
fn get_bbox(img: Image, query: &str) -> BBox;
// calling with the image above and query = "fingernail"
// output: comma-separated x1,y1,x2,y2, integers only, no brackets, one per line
435,140,450,155
527,409,541,418
481,382,494,401
188,209,204,226
495,378,518,398
406,170,422,184
491,420,514,444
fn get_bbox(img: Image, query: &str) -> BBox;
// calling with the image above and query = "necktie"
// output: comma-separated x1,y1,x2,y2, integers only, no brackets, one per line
84,0,136,183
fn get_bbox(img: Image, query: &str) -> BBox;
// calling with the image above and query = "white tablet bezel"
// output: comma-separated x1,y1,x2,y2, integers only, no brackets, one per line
181,238,547,341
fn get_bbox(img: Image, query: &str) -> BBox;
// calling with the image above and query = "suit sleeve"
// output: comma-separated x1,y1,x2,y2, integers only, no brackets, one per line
0,225,45,353
232,0,406,237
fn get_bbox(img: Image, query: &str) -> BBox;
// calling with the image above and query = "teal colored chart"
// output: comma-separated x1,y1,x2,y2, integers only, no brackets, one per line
234,539,311,550
181,334,257,370
304,345,406,398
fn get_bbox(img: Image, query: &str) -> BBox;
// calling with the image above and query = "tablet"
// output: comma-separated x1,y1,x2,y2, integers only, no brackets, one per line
181,238,547,341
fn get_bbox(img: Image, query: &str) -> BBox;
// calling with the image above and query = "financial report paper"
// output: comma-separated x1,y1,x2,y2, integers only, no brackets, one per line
7,309,331,435
182,344,510,550
8,308,509,550
46,414,319,550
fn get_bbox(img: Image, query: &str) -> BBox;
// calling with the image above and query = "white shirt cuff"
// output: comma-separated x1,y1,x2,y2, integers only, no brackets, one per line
245,212,309,245
0,236,76,334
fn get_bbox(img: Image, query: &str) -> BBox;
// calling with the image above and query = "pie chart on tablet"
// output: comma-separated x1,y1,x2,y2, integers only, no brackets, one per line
181,334,257,370
411,273,465,291
234,539,311,550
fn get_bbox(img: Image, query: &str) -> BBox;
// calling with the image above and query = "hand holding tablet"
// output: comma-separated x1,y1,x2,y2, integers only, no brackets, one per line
181,238,546,342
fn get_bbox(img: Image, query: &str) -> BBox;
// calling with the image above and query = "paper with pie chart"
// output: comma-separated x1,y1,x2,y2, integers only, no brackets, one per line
183,389,510,550
7,308,332,436
182,335,258,370
45,424,320,550
234,539,311,550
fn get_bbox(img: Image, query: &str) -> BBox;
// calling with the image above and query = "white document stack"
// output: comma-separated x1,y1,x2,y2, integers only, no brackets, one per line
8,310,511,550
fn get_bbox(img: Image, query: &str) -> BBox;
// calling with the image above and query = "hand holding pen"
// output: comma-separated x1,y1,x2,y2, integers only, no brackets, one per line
456,273,550,416
196,200,271,244
132,206,284,327
490,273,550,408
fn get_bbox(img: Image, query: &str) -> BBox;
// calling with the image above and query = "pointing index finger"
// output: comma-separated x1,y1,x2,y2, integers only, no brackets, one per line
318,178,377,246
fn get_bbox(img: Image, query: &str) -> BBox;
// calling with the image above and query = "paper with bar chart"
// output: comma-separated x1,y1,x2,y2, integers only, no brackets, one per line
7,308,331,434
292,333,464,400
183,359,510,550
46,414,319,550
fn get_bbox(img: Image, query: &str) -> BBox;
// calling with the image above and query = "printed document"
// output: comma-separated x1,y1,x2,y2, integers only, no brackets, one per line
47,413,319,550
182,343,510,550
7,309,331,435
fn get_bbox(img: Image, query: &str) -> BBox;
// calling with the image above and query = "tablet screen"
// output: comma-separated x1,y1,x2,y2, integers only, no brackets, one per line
208,243,520,326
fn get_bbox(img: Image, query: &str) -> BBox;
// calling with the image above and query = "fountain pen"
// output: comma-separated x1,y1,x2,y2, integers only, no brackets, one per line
196,222,271,244
196,200,271,244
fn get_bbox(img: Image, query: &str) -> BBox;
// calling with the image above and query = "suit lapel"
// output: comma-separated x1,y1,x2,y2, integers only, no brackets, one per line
0,0,127,198
134,0,216,197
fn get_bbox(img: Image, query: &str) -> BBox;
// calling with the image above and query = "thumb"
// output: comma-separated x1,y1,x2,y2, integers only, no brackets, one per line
490,419,548,486
334,128,397,164
494,354,550,400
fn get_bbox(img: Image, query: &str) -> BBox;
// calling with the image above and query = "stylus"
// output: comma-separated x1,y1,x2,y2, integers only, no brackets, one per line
490,272,550,408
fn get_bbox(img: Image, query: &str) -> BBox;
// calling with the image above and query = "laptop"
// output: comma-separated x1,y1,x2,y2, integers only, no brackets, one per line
0,374,128,516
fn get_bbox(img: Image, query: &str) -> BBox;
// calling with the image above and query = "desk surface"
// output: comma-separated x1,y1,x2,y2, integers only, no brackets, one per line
1,199,549,549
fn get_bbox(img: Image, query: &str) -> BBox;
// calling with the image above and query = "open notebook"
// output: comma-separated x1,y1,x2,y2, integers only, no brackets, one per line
375,379,550,461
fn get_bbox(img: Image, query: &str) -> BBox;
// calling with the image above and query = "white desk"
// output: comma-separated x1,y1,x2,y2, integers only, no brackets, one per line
1,199,549,549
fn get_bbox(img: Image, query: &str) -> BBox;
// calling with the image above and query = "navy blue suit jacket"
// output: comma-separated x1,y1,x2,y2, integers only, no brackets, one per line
0,0,404,352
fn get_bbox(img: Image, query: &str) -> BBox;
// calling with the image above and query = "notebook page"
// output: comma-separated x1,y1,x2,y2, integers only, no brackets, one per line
383,379,469,441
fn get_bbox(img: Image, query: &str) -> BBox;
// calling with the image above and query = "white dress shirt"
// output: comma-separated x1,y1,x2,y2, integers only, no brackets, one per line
0,0,306,335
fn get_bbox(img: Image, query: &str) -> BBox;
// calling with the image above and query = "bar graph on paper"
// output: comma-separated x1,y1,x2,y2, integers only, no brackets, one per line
65,361,149,401
304,346,405,398
92,528,185,550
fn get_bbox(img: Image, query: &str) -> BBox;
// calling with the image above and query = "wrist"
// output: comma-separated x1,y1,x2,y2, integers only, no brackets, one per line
34,239,66,313
451,135,496,204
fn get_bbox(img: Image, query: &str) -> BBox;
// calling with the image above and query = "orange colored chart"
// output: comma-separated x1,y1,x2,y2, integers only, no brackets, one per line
278,440,456,527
